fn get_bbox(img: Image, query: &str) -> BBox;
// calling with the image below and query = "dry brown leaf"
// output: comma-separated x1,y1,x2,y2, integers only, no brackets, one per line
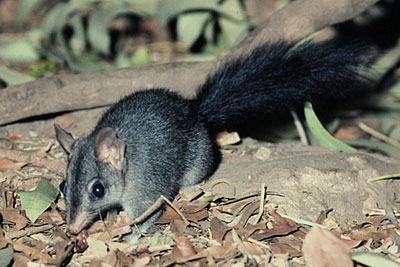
207,241,237,259
134,254,151,266
233,200,260,229
216,199,254,214
341,238,362,250
8,135,22,141
302,227,353,267
243,241,265,256
100,250,118,266
269,242,301,257
170,219,187,235
250,209,298,240
180,200,209,213
7,224,55,239
276,235,304,251
10,240,53,261
160,201,208,223
366,215,386,231
12,252,32,267
210,217,230,243
43,210,65,225
53,237,73,263
236,221,267,239
0,208,29,230
90,225,132,242
83,236,108,259
171,234,196,262
106,241,137,254
349,228,389,241
184,209,209,222
0,158,27,172
88,212,132,241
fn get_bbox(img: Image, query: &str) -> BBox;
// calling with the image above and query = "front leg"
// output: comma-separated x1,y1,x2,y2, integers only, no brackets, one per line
122,200,166,244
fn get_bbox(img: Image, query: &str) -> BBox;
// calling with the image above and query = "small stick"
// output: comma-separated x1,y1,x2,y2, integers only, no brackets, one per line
91,194,189,235
7,224,54,239
253,183,266,225
247,237,270,249
160,195,189,226
358,122,400,149
210,178,236,197
291,109,309,146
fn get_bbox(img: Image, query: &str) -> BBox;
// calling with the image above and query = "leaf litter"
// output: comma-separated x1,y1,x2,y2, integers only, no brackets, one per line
0,135,400,266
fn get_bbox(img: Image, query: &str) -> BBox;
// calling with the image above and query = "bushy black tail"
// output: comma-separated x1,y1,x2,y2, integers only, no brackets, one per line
195,41,374,129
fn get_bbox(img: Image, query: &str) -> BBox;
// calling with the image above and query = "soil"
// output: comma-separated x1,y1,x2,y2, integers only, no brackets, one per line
3,109,400,226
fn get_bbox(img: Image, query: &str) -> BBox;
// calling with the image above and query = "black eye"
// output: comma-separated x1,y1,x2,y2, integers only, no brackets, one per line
90,181,105,199
59,181,67,195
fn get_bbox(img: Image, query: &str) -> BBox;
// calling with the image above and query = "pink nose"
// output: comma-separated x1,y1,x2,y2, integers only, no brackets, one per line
67,228,80,235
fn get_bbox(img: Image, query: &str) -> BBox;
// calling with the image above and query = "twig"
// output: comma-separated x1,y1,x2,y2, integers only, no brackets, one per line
7,224,55,239
160,195,190,226
358,122,400,149
291,109,309,145
247,237,270,249
98,208,113,240
127,196,165,226
91,194,189,235
253,183,266,225
0,0,379,126
210,178,236,197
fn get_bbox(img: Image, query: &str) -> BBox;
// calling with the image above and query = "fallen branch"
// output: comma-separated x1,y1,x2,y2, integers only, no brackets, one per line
0,0,380,125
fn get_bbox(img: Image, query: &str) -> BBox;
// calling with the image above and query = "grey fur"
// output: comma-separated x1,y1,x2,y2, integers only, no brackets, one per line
55,41,373,242
55,89,216,241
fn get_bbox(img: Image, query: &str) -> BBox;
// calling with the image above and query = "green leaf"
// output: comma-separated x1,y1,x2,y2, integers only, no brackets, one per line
70,13,86,57
367,43,400,82
368,173,400,183
0,65,34,86
42,1,93,64
344,139,400,159
218,16,249,47
130,46,151,66
88,4,141,55
218,0,249,47
304,102,355,151
157,0,219,26
114,51,132,68
41,3,67,38
0,38,40,62
177,12,210,49
20,179,59,223
124,0,157,15
0,243,13,267
219,0,245,20
28,61,57,78
351,252,400,267
15,0,47,21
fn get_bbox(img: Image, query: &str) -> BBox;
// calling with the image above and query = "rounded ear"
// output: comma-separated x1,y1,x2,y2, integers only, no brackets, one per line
54,123,75,154
95,128,126,170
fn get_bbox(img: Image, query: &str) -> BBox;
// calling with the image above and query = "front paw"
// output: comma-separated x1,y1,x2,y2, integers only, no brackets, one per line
124,231,141,244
